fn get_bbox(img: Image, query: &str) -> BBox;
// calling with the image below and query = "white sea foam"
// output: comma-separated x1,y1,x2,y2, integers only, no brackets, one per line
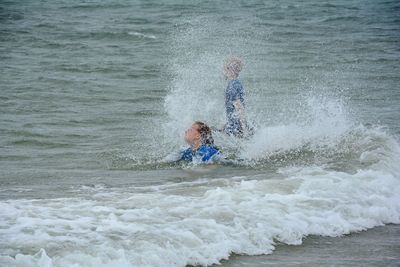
239,96,353,160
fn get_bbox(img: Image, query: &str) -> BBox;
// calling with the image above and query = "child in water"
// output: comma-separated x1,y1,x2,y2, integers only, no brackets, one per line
180,121,221,162
222,56,253,138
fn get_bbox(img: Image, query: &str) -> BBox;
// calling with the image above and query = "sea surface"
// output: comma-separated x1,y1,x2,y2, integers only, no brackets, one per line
1,0,400,266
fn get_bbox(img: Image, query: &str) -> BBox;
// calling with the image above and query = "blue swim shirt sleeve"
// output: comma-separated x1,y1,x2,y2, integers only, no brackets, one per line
196,145,221,162
180,146,221,163
180,147,193,161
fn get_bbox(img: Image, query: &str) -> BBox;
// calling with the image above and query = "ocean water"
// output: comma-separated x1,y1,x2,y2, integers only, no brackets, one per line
1,0,400,266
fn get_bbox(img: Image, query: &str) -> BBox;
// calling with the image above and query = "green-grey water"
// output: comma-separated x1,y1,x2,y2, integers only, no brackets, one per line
1,1,400,266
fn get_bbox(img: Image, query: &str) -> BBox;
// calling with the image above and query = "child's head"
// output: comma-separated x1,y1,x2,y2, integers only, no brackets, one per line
184,121,214,147
224,56,243,80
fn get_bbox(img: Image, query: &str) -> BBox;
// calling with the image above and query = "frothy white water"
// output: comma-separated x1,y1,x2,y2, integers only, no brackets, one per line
239,96,352,160
1,126,400,266
163,53,226,147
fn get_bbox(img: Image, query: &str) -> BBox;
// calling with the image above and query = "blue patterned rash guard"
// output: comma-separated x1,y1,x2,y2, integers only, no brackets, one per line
225,79,245,136
180,145,221,162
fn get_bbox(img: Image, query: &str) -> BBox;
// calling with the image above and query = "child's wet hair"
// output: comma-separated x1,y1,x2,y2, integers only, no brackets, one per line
224,56,243,76
194,121,214,145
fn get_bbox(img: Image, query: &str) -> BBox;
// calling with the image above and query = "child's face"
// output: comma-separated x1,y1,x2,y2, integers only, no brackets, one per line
184,123,201,145
223,64,236,80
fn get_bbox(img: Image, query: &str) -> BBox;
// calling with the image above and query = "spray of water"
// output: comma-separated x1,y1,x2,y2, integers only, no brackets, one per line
160,16,359,166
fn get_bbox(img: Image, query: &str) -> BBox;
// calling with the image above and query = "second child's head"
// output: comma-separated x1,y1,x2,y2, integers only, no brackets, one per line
184,121,214,148
223,56,243,80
